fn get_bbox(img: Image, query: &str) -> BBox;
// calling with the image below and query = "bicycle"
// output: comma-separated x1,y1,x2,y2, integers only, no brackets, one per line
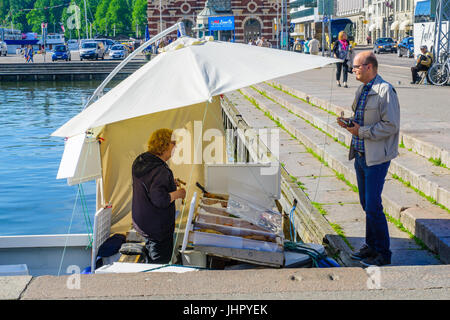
428,53,450,86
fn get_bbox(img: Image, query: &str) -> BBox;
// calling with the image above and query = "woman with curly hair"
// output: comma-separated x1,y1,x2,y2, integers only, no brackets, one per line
132,128,186,264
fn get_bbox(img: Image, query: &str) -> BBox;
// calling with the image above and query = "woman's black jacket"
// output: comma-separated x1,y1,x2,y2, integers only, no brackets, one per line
131,152,177,241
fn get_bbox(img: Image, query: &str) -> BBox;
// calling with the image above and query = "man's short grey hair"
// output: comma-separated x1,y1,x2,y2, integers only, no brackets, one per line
364,53,378,70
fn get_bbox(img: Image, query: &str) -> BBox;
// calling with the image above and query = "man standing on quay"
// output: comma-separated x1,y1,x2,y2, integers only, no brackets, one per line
337,51,400,267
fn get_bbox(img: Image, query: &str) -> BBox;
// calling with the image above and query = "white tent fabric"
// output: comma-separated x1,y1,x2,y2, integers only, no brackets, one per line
399,19,412,31
390,21,400,31
52,37,340,138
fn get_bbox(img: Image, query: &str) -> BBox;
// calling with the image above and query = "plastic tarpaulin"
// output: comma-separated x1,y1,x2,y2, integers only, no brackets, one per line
97,98,225,234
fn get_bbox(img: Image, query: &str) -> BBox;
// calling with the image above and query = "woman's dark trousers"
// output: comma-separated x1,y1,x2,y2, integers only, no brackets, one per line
336,61,348,83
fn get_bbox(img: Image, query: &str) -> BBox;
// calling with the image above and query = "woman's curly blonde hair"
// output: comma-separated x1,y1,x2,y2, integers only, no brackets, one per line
147,128,174,156
338,31,347,41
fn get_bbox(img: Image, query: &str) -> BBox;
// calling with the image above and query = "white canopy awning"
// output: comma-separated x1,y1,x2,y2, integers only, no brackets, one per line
369,24,376,32
390,21,400,31
376,17,384,29
399,19,412,31
52,37,340,139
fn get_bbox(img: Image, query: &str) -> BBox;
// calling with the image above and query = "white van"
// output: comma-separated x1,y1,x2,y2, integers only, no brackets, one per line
80,41,105,60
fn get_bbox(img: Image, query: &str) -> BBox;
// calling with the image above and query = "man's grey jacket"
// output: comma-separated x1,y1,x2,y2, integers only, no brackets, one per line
349,74,400,166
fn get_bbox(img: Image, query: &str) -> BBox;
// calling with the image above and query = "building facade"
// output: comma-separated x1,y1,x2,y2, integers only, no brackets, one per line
147,0,284,45
364,0,414,42
289,0,337,42
289,0,321,40
335,0,365,45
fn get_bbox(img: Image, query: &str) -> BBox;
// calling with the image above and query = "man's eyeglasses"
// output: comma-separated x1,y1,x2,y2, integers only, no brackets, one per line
352,63,368,70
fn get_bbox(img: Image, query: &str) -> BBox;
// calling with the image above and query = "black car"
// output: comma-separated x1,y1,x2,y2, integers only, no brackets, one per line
373,37,397,54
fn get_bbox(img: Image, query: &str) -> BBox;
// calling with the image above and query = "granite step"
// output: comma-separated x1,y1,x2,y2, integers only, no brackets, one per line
253,82,450,211
266,79,450,169
238,86,449,264
224,90,441,266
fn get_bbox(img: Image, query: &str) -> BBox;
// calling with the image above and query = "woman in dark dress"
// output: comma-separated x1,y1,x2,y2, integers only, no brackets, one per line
131,128,186,264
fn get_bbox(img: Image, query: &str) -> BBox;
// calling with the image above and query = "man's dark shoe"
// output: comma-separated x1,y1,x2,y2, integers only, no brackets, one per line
350,244,376,261
360,253,391,267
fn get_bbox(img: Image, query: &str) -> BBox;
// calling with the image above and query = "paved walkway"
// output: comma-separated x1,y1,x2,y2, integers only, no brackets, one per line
3,265,450,300
272,64,450,167
224,62,450,266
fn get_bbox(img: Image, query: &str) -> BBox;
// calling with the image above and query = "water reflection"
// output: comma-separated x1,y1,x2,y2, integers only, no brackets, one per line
0,80,119,236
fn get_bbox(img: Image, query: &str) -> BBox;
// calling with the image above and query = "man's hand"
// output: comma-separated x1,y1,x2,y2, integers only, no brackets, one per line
337,117,347,128
346,121,360,136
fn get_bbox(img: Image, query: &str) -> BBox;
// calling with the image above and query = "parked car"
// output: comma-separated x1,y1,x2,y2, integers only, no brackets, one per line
373,37,397,54
0,41,7,56
397,36,414,58
108,44,128,60
93,38,116,53
52,44,71,61
80,41,105,60
67,39,79,51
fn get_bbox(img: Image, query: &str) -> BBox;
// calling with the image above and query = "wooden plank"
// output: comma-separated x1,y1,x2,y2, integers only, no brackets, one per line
119,254,141,263
195,245,284,267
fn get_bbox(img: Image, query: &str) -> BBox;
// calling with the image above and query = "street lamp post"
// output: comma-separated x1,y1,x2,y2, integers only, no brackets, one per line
160,0,163,32
83,0,89,39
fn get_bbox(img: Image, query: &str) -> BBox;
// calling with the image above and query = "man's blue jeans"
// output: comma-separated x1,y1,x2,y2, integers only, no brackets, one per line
354,153,392,260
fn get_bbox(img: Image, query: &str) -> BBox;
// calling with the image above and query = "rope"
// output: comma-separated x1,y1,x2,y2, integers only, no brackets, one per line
170,100,210,263
284,240,339,268
312,63,336,204
57,130,96,275
79,184,93,249
288,199,298,242
57,186,80,276
140,263,207,273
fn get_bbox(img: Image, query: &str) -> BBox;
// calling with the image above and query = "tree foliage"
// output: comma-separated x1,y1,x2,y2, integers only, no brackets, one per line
0,0,148,38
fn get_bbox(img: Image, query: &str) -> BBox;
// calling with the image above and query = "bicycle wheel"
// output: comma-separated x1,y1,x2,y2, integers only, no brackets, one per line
428,63,449,86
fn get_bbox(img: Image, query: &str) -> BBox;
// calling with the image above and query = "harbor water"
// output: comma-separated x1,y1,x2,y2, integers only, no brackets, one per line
0,80,117,236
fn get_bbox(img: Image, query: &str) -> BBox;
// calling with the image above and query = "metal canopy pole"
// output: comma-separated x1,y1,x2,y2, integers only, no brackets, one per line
83,22,186,109
433,0,450,63
284,0,289,50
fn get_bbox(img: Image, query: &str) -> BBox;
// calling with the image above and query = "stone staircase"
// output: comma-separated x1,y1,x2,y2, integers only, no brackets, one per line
226,83,449,265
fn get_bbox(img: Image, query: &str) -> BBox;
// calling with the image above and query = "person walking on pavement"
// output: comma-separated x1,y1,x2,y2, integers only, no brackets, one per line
333,31,350,88
337,51,400,267
309,37,320,55
23,47,28,62
304,38,311,54
293,38,302,52
27,45,34,63
411,45,433,84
